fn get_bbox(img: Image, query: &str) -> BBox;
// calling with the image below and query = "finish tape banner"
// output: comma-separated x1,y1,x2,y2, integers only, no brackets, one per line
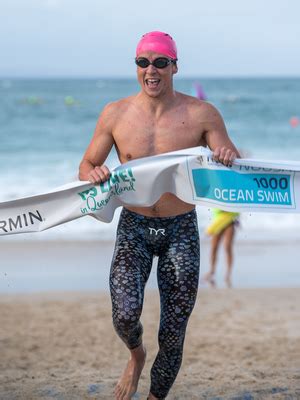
1,146,300,236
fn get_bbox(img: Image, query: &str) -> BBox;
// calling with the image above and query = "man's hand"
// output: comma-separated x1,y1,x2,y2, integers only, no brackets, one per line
212,146,237,167
88,165,111,184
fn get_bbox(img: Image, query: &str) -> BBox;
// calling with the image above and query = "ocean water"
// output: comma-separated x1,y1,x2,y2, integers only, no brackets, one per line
1,77,300,242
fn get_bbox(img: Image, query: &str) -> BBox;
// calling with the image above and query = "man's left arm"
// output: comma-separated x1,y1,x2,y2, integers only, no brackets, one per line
202,102,240,166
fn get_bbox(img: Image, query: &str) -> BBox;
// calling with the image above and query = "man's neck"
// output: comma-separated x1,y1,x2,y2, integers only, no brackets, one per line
138,90,178,116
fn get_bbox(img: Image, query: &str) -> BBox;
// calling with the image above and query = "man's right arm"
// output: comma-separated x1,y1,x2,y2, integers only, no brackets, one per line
79,103,115,183
200,102,240,165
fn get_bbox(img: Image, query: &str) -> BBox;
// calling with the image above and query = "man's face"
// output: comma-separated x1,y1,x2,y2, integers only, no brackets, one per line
136,51,178,98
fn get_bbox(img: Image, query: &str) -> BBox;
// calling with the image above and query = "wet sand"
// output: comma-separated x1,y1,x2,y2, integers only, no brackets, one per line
1,238,300,292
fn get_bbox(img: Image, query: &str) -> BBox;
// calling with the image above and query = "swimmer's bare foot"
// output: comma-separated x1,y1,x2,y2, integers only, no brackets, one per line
201,272,216,288
114,344,146,400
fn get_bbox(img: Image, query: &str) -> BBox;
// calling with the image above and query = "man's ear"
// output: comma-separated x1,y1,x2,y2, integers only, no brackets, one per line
172,63,178,74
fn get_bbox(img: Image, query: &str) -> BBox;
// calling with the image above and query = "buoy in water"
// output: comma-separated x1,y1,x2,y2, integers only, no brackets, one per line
289,116,300,128
64,96,76,106
194,82,206,100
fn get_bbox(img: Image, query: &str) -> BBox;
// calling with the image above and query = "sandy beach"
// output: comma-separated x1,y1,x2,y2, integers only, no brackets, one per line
1,237,300,399
0,287,299,400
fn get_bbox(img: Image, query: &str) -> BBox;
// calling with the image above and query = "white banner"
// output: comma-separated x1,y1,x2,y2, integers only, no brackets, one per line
1,146,300,236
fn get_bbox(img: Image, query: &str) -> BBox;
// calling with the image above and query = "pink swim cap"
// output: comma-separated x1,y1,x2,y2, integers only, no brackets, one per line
136,31,177,60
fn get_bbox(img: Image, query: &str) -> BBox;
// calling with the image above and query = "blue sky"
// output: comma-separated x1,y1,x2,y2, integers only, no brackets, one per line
1,0,299,77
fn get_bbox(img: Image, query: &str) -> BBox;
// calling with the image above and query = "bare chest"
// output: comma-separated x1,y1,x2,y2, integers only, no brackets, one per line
113,113,204,163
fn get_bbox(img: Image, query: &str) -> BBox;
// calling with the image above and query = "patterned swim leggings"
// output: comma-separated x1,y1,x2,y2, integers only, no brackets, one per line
109,208,200,399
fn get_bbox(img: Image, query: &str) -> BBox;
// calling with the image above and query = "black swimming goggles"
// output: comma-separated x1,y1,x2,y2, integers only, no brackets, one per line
135,57,177,69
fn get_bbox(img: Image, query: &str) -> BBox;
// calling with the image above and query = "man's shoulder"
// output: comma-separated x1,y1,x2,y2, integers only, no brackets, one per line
102,96,132,112
102,95,137,118
177,92,219,115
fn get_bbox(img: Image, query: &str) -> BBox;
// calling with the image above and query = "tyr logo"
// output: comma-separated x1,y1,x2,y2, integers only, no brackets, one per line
148,227,166,236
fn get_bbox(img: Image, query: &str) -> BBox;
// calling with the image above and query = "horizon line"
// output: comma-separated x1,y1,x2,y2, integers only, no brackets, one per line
1,75,300,80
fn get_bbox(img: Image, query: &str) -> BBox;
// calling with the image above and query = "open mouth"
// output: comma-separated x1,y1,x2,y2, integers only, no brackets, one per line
145,78,160,88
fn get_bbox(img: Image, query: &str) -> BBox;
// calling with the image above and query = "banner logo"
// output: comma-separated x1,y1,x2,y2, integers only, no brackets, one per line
78,167,136,214
0,210,43,233
149,227,166,236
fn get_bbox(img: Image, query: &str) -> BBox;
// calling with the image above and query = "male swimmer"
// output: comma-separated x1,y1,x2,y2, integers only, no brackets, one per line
79,31,239,400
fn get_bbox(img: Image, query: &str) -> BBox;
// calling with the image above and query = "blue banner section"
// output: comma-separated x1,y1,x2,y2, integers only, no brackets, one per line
192,169,292,205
